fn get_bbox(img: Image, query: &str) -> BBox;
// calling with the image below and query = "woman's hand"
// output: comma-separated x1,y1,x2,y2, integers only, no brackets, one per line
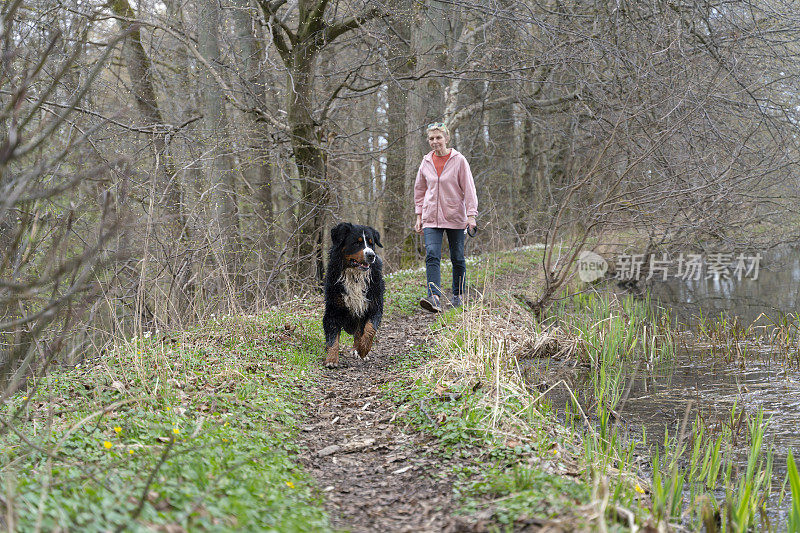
414,215,423,234
467,216,477,232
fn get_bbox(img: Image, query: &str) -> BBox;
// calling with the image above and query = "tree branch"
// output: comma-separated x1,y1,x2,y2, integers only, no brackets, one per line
107,10,291,133
257,0,295,58
322,7,382,47
305,0,331,35
448,91,579,131
269,0,289,11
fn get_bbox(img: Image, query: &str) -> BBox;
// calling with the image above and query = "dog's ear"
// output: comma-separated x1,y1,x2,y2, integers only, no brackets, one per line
331,223,351,248
371,228,383,248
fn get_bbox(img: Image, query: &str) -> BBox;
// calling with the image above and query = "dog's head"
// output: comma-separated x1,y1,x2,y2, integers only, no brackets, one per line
331,222,383,271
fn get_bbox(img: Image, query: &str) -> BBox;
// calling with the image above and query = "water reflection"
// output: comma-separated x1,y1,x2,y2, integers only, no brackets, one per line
649,245,800,326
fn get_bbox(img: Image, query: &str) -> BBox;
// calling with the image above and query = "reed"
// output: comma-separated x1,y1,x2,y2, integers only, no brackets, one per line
786,451,800,533
721,409,773,532
690,310,800,367
418,285,784,529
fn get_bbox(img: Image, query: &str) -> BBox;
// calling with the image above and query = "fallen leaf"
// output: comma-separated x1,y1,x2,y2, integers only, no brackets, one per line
342,438,375,452
317,445,341,457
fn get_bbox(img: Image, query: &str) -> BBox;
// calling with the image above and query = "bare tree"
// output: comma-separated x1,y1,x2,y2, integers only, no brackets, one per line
5,0,798,351
511,0,800,315
257,0,386,282
110,0,197,329
198,0,240,285
382,1,413,266
0,0,122,402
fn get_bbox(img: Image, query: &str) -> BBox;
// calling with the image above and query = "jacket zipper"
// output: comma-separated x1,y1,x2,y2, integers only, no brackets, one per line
436,161,440,227
431,152,453,227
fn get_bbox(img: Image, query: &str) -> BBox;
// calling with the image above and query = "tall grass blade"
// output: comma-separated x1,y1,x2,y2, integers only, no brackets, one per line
788,451,800,533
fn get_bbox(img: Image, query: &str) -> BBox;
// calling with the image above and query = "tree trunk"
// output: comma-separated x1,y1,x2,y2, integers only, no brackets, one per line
198,0,239,292
256,0,383,284
110,0,191,328
288,53,328,283
230,0,274,249
519,111,537,241
383,6,412,267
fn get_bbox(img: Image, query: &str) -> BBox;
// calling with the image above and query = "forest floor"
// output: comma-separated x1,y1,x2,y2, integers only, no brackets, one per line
294,309,460,532
3,246,645,532
292,254,598,532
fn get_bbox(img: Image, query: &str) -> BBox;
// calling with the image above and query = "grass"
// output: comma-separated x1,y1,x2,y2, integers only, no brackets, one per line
2,308,332,531
387,277,788,531
382,288,654,530
385,244,547,318
3,242,793,531
786,451,800,533
383,345,594,529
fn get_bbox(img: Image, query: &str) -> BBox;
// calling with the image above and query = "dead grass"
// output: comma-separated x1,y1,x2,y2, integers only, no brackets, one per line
417,295,582,448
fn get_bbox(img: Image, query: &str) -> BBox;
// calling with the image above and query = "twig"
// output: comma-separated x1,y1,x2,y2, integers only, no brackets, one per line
120,436,176,532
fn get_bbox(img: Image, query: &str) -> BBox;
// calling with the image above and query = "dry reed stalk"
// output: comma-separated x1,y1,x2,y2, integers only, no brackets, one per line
413,297,579,442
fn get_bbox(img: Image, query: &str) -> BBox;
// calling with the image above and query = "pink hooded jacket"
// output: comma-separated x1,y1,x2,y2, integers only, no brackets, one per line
414,149,478,229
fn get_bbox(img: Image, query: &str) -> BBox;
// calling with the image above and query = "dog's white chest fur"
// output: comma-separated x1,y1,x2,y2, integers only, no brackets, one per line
339,268,370,316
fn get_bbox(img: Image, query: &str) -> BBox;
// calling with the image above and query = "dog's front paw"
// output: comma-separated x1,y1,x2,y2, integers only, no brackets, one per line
324,346,340,368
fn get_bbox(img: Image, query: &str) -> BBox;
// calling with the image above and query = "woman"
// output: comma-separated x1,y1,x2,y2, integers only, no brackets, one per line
414,122,478,312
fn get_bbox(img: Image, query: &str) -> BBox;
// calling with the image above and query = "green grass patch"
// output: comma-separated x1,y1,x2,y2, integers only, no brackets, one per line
461,464,590,527
3,309,332,532
383,344,593,529
384,268,428,317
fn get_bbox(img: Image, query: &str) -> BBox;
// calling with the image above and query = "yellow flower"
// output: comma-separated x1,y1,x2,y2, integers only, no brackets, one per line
635,483,645,494
22,396,28,400
103,441,113,449
285,481,295,489
128,449,134,455
222,438,229,442
114,426,122,434
165,406,171,411
173,427,180,435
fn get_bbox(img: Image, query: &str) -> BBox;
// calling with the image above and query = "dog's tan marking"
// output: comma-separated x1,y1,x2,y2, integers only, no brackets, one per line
324,337,340,368
343,250,366,263
355,322,376,359
339,268,369,317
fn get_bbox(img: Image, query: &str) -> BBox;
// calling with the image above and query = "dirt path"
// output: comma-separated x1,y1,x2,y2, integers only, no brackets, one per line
295,310,473,532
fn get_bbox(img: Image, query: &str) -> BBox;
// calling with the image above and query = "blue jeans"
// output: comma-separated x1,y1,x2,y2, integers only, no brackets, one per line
423,228,466,298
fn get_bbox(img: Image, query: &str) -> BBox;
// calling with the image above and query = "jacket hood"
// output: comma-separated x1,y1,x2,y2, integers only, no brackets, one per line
422,148,462,163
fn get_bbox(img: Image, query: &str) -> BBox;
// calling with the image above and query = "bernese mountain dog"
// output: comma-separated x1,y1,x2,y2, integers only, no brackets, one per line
323,222,385,368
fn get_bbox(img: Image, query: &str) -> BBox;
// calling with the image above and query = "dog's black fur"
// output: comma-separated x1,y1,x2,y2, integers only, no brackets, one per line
323,222,385,368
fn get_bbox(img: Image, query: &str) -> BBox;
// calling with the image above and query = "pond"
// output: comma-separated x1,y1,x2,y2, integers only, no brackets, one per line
642,245,800,527
634,245,799,526
531,245,800,528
